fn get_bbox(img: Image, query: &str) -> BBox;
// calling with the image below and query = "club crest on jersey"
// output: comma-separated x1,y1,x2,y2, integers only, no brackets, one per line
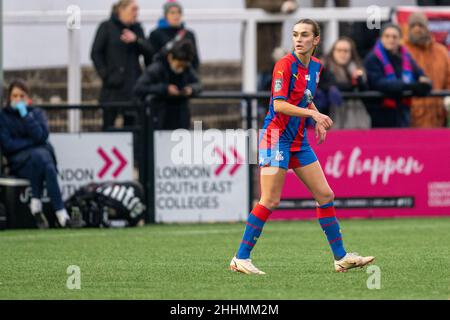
305,74,311,81
304,89,313,104
274,78,283,92
275,151,284,161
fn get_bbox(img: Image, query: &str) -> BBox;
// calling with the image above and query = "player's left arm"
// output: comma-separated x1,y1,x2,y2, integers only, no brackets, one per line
310,65,330,145
308,102,328,145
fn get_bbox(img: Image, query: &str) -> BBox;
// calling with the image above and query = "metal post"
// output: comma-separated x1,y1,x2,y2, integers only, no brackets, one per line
67,24,81,132
242,18,258,130
144,101,156,224
323,19,339,55
0,0,3,107
245,97,255,213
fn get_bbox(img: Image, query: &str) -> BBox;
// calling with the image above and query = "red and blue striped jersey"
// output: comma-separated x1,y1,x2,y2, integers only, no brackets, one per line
259,53,323,152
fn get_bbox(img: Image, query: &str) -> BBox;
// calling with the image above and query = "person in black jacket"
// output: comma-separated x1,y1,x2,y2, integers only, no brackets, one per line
91,0,153,129
148,1,200,70
364,23,432,128
133,39,202,130
0,80,71,229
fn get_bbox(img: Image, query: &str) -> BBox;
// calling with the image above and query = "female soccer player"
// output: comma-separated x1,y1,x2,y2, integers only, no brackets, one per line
230,19,374,274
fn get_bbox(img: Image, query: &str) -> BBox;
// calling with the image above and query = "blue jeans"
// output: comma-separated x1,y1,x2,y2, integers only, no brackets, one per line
14,147,64,211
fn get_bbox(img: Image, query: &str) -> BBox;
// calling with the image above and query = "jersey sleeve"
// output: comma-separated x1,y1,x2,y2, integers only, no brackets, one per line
307,63,324,109
271,59,292,101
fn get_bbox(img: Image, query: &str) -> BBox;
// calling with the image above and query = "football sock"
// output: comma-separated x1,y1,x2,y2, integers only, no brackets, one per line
236,204,272,259
317,201,347,260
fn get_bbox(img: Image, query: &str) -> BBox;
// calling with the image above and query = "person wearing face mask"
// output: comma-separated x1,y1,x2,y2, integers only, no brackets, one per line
404,12,450,128
0,80,72,229
91,0,154,130
364,23,432,128
133,39,202,130
148,0,200,71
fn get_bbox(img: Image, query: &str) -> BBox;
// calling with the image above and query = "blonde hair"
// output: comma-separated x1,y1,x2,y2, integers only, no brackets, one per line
112,0,134,15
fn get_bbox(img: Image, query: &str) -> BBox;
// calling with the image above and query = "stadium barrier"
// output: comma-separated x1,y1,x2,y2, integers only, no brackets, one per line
0,90,449,226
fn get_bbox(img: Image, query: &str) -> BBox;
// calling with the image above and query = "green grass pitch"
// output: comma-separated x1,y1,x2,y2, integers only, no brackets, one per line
0,217,449,300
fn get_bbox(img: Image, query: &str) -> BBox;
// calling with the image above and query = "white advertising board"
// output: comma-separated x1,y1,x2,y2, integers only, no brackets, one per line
49,133,134,200
155,130,249,223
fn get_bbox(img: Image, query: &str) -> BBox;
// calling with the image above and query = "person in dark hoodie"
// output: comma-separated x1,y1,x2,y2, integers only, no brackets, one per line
148,0,200,70
364,23,432,128
0,80,71,229
91,0,153,130
133,38,202,130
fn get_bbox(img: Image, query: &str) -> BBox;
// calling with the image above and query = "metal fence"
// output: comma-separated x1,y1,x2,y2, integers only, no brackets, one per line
33,89,450,223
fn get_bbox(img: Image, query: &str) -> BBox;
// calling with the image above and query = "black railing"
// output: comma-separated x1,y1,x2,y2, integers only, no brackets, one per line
32,89,450,223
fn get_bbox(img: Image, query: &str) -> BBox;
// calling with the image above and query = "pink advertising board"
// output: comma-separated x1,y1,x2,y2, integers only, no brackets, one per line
271,129,450,220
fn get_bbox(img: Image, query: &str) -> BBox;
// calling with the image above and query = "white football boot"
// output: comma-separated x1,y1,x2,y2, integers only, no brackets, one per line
229,256,266,275
334,252,375,272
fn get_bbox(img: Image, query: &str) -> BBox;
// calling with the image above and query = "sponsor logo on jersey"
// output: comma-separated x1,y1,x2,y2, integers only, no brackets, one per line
274,78,283,92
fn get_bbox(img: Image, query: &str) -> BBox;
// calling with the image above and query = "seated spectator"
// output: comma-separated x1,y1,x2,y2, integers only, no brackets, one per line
364,23,432,128
133,39,202,130
325,37,371,128
0,80,71,229
148,0,200,70
404,12,450,128
91,0,153,130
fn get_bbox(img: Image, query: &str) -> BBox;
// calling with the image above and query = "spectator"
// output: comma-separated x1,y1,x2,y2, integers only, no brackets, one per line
91,0,153,130
364,23,432,128
0,80,71,229
325,37,371,128
404,12,450,128
133,39,202,130
148,0,200,70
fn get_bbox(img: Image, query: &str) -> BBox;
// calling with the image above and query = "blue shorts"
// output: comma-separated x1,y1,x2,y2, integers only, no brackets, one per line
258,144,318,170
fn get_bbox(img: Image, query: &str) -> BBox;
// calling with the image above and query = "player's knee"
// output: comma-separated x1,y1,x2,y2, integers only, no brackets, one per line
317,189,334,204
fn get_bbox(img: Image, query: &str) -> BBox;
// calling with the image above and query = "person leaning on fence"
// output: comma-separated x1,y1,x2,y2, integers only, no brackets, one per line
404,12,450,128
147,0,200,70
91,0,153,130
0,80,72,229
324,36,371,129
364,23,432,128
133,39,202,130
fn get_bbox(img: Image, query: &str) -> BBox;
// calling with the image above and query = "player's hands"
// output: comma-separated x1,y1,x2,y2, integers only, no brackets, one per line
120,29,137,43
315,123,327,145
182,86,193,97
168,84,181,96
312,111,333,130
